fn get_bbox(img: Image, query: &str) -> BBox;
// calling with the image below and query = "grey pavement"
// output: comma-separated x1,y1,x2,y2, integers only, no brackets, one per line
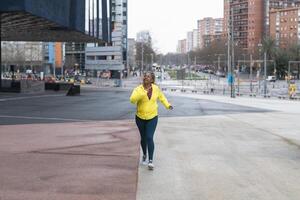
0,87,268,125
137,92,300,200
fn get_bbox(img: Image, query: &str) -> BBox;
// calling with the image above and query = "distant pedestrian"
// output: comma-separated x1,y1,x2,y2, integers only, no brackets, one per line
130,71,173,170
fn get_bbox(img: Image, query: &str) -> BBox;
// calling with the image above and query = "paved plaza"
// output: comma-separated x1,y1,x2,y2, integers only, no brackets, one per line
137,92,300,200
0,87,300,200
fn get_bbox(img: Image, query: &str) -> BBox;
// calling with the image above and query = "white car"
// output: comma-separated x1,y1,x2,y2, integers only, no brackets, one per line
266,76,276,82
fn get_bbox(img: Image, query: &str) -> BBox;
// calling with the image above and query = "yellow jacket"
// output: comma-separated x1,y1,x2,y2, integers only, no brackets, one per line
130,84,171,120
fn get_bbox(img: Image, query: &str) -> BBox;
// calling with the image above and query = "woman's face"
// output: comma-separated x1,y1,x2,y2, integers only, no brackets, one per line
143,73,153,85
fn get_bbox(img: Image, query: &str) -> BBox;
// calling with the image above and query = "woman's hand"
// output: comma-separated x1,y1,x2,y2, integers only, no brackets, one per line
169,105,174,110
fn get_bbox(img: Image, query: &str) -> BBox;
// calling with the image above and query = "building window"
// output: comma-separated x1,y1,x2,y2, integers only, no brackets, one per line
87,56,95,60
96,56,106,60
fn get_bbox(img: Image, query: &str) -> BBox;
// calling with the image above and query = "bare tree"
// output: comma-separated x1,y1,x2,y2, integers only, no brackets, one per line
65,55,77,69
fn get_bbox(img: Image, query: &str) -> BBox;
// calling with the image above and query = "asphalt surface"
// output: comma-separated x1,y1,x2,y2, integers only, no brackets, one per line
0,88,270,125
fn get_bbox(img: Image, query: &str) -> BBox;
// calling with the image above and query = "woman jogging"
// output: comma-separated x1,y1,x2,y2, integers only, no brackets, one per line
130,72,173,170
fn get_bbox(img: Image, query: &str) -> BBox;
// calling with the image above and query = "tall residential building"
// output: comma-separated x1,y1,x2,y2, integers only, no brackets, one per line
270,7,300,48
177,39,187,54
223,0,300,53
223,0,264,52
127,38,136,71
192,29,199,50
113,0,128,64
187,31,194,52
198,17,223,49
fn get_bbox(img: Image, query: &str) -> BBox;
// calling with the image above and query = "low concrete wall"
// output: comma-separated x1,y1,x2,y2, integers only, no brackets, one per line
0,80,21,93
45,82,73,91
1,80,45,93
20,80,45,93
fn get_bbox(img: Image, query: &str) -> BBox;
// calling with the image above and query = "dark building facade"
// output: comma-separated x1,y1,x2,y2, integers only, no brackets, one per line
0,0,111,88
0,0,110,42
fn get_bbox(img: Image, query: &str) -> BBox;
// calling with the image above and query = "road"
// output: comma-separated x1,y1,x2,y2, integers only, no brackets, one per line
0,88,268,125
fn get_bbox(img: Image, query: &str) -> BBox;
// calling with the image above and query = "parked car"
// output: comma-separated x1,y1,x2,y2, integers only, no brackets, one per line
266,76,276,82
216,71,226,78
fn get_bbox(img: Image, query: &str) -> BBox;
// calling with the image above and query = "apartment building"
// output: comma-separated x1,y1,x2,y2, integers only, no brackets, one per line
187,31,194,52
224,0,264,52
192,29,199,50
265,0,300,36
198,17,223,49
127,38,136,71
223,0,300,53
177,39,187,54
270,7,300,48
269,0,300,9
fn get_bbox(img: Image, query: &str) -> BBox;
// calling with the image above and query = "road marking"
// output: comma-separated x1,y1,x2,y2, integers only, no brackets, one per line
0,94,65,102
0,115,91,122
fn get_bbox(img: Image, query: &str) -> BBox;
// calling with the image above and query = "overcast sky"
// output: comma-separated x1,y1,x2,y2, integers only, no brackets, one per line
128,0,224,54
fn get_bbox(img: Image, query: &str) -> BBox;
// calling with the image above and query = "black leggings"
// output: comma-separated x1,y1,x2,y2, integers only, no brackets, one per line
135,115,158,161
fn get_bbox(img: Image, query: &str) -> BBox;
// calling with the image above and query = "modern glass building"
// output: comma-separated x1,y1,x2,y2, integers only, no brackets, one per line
0,0,111,89
0,0,110,42
85,0,128,74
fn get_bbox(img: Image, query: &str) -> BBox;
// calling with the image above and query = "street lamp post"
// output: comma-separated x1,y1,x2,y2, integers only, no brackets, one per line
250,54,253,94
228,6,235,98
215,54,225,72
258,43,263,93
151,53,154,69
227,0,235,98
263,52,267,97
187,53,191,80
141,42,144,75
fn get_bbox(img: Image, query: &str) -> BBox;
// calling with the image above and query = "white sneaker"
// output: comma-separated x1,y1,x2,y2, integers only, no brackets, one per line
141,155,147,165
148,161,154,170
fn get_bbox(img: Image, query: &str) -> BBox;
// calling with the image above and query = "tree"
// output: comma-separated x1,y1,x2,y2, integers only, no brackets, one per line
261,37,277,76
135,32,156,72
274,49,289,79
65,55,77,69
262,37,277,60
287,44,300,79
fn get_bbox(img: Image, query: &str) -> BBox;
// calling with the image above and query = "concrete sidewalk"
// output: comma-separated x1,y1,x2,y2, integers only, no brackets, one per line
137,94,300,200
166,92,300,114
0,120,140,200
